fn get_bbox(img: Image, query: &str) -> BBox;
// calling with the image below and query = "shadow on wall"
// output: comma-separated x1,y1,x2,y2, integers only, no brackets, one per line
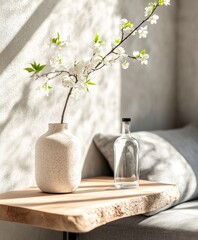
0,83,31,134
0,0,59,74
0,82,33,192
0,0,60,193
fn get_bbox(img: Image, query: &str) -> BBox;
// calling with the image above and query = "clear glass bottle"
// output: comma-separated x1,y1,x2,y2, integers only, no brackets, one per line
114,118,139,189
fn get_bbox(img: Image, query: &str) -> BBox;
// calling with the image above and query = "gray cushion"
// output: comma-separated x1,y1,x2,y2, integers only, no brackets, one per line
79,199,198,240
93,125,198,209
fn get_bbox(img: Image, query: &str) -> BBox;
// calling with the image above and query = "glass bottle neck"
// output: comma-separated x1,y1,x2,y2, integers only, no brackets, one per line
121,122,131,135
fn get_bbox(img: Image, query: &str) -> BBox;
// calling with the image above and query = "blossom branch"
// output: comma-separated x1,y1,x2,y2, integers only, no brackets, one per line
24,0,171,124
94,3,159,71
34,70,71,81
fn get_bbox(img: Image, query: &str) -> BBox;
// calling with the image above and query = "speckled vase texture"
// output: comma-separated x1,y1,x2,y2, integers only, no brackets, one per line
35,123,81,193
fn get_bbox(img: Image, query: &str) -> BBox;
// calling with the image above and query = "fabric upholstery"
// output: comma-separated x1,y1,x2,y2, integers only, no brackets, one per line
93,125,198,210
82,140,113,178
79,199,198,240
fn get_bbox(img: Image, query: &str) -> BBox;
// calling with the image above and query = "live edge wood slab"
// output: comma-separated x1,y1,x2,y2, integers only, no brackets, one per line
0,177,179,233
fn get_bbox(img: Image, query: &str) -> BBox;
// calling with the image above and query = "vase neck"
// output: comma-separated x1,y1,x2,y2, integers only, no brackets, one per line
48,123,68,133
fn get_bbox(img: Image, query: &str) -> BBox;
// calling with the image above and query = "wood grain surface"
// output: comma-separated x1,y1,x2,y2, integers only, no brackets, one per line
0,177,179,233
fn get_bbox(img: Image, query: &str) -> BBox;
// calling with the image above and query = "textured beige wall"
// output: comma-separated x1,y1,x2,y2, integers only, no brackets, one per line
176,0,198,126
119,0,177,131
0,0,120,192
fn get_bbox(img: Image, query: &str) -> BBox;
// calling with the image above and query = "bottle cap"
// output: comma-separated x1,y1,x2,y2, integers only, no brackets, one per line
122,117,131,122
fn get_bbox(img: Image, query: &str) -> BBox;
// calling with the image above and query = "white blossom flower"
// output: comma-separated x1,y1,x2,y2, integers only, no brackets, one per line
70,87,85,100
120,19,134,33
144,5,153,16
92,43,103,54
83,60,94,75
159,0,171,6
70,88,80,100
40,82,52,96
111,38,121,48
48,34,70,49
123,26,133,34
132,30,137,36
133,51,140,58
164,0,171,6
76,81,87,92
138,26,148,38
120,18,127,26
92,54,103,63
103,55,117,66
94,41,104,48
35,77,50,96
62,76,76,88
57,38,70,49
140,53,149,65
85,55,103,73
92,34,105,55
114,47,127,59
148,14,159,24
49,54,64,69
121,60,129,69
133,50,149,65
69,60,86,76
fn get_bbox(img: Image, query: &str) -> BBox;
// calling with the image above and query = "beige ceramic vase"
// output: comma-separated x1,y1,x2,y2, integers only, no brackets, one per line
35,123,81,193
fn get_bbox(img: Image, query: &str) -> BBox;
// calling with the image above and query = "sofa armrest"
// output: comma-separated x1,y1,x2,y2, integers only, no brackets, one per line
82,140,113,178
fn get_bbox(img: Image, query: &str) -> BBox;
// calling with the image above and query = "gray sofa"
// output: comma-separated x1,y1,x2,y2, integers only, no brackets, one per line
80,125,198,240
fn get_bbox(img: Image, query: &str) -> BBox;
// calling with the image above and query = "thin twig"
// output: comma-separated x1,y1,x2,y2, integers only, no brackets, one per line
61,75,78,123
128,55,137,60
61,87,73,123
94,4,159,70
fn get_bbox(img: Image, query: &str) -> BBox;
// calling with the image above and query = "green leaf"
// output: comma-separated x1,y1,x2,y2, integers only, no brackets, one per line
148,2,157,8
88,81,96,85
38,65,46,71
122,21,133,29
74,60,78,67
123,22,131,28
140,49,146,55
42,82,52,90
57,32,60,41
94,33,99,43
98,54,104,59
115,39,121,43
98,40,104,45
24,67,34,72
51,38,57,44
85,76,96,86
93,33,104,45
51,33,62,45
27,62,46,74
47,85,53,90
31,62,37,70
158,0,165,5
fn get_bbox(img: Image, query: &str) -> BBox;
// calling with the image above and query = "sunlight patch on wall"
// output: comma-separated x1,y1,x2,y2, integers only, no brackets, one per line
0,0,121,193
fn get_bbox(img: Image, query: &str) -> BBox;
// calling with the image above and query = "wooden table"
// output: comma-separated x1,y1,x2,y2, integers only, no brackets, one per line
0,177,179,240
